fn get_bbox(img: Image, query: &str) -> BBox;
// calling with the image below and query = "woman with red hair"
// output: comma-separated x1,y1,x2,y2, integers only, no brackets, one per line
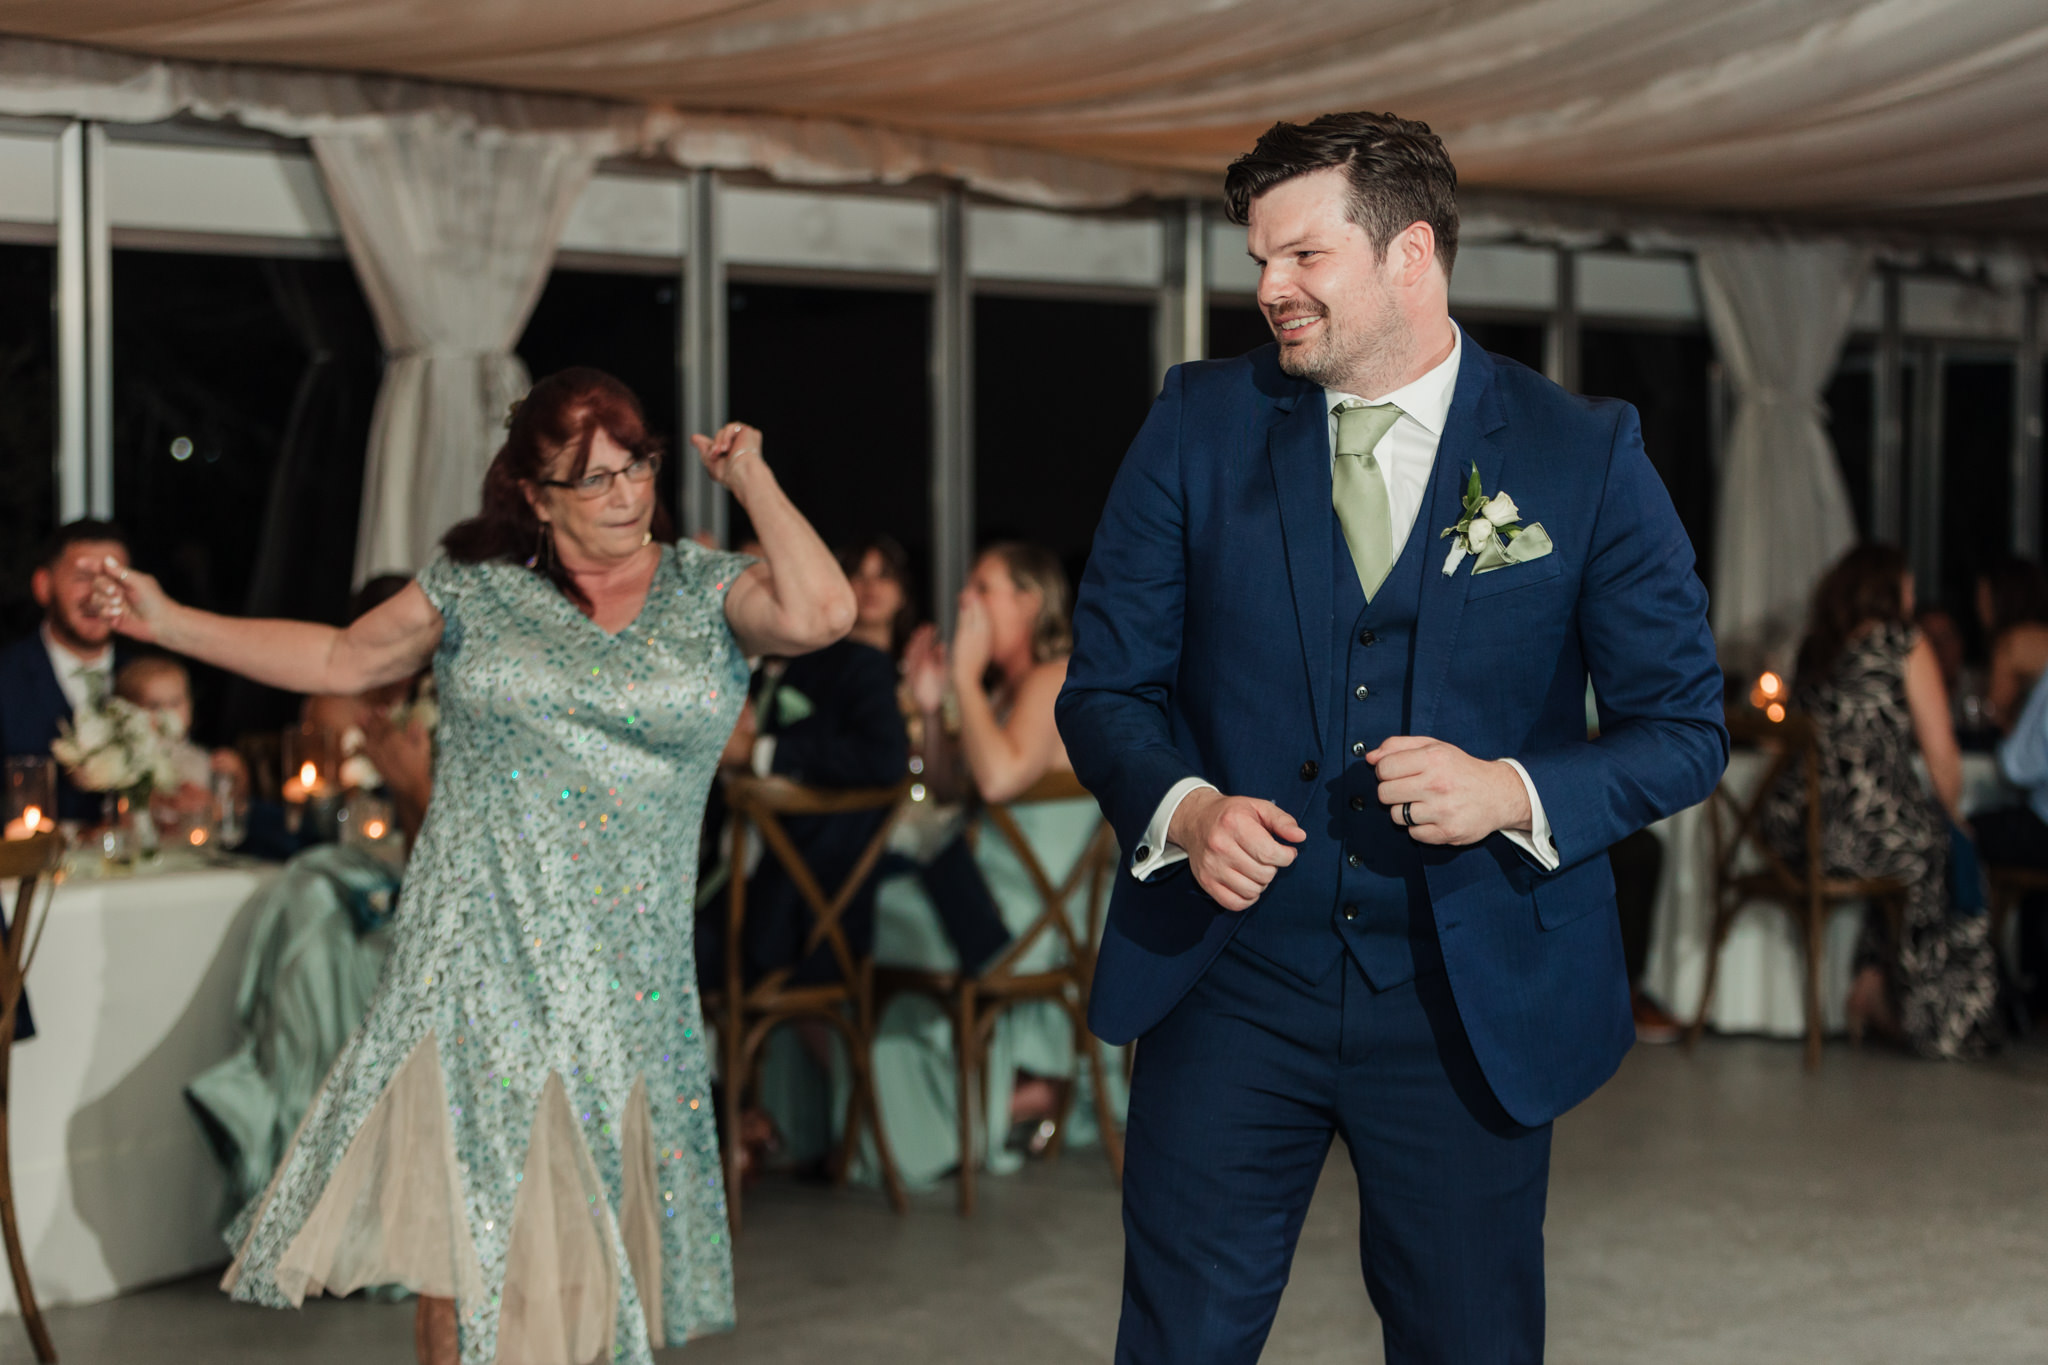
94,368,853,1364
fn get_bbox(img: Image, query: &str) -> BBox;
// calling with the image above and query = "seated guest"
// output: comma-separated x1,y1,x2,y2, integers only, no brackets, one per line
185,578,435,1208
841,534,919,660
1978,669,2048,1020
1761,544,2001,1058
114,654,249,840
1977,558,2048,732
852,543,1123,1184
0,519,132,823
702,609,910,986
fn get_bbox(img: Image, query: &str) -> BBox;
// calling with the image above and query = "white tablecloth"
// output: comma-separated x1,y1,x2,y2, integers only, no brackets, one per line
1642,750,2014,1038
1,861,279,1314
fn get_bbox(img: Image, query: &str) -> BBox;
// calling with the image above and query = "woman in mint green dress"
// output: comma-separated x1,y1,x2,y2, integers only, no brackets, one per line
95,368,854,1365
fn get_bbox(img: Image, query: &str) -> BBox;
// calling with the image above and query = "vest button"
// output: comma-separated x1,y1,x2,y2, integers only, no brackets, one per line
1355,685,1369,701
1347,852,1363,868
1342,903,1359,921
1358,629,1378,646
1351,741,1367,758
1349,795,1366,812
1299,760,1318,781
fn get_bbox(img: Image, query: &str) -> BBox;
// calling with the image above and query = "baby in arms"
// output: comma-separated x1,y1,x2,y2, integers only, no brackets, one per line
114,655,248,833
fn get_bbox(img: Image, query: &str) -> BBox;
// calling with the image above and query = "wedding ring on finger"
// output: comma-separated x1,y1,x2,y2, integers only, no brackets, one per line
1401,802,1415,827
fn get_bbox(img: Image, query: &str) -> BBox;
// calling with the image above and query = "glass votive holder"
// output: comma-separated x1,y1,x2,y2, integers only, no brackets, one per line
4,755,56,840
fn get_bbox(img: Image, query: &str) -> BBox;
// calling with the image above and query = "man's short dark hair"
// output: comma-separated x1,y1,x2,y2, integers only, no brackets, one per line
1223,111,1459,275
38,518,128,572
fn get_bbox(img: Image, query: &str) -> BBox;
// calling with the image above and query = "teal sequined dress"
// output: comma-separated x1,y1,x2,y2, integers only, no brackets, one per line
223,543,750,1364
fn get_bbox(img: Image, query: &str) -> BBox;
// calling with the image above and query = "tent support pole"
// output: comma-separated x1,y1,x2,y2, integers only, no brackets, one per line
682,167,727,546
2014,284,2042,558
931,187,973,631
1872,270,1904,544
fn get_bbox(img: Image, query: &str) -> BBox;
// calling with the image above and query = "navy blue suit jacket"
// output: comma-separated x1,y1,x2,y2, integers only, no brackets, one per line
1056,331,1727,1126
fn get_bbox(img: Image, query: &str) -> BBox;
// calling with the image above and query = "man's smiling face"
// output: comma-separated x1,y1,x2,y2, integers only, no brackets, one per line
1245,165,1407,393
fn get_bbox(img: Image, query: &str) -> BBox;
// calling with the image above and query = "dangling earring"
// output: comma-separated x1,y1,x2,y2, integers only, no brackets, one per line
641,530,653,548
527,522,554,570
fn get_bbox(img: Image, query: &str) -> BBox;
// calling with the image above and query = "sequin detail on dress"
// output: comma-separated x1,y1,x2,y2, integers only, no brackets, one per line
221,543,750,1363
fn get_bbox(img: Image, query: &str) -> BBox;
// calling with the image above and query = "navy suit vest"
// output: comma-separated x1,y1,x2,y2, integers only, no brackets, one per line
1228,461,1450,989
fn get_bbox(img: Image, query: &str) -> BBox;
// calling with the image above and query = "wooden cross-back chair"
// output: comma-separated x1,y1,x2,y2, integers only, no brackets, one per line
1684,710,1907,1070
0,832,63,1362
874,770,1125,1216
709,774,912,1235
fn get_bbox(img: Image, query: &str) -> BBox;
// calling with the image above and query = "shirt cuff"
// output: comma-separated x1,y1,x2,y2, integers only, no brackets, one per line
1497,758,1559,872
1130,777,1218,882
750,735,778,779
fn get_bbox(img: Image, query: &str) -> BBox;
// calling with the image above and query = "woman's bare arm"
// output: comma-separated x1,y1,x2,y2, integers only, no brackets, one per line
100,562,444,697
956,660,1071,806
1904,634,1963,820
695,425,855,658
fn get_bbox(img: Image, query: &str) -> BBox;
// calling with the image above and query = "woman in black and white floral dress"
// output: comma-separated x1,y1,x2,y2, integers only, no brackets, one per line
1761,545,2001,1059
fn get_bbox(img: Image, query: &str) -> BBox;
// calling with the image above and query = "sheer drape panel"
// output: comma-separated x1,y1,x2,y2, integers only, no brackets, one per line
1695,242,1871,670
311,119,601,578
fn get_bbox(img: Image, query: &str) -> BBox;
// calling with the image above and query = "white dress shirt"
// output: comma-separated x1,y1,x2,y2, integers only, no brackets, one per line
42,624,112,718
1132,330,1560,880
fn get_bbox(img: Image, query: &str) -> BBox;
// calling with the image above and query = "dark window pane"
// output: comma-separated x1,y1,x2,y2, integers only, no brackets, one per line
1207,304,1270,360
518,269,680,508
1461,319,1545,373
975,296,1155,586
1824,343,1875,536
1939,358,2014,617
0,245,54,639
113,251,381,739
1579,327,1715,584
726,283,931,598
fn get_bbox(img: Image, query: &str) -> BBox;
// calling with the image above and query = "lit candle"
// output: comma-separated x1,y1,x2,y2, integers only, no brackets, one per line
282,761,319,805
363,818,388,841
2,804,42,840
189,827,209,847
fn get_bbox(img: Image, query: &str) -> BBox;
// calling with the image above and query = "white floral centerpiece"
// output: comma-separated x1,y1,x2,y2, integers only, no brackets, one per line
52,697,181,800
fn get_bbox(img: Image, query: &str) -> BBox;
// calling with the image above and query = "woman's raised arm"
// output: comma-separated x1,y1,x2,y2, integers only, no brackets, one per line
96,559,444,697
695,424,856,658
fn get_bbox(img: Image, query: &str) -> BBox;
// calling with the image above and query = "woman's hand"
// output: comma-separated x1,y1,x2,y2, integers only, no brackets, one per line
688,423,767,499
358,709,434,816
950,595,993,690
90,557,178,646
902,624,949,714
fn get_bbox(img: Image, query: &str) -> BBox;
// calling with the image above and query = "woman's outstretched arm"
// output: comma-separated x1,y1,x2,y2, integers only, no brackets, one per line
95,561,445,697
699,424,856,658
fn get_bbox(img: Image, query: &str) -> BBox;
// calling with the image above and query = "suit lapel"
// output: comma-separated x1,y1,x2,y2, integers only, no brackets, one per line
1266,385,1335,748
1411,331,1510,739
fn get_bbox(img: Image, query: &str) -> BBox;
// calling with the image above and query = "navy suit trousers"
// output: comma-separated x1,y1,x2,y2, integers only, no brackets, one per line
1116,942,1549,1365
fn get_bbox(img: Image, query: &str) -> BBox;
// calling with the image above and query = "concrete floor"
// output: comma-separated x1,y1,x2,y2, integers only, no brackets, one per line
8,1036,2047,1364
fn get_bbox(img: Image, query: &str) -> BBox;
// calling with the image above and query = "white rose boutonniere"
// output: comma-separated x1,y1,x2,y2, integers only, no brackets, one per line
1440,463,1554,577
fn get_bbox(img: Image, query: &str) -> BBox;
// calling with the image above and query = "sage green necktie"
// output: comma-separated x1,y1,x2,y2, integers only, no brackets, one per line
1333,401,1403,601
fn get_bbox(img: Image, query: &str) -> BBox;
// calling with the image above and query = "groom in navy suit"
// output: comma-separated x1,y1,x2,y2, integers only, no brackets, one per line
1058,112,1726,1363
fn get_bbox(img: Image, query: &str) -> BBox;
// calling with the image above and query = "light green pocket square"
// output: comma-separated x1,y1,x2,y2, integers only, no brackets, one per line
1472,523,1554,575
773,686,815,727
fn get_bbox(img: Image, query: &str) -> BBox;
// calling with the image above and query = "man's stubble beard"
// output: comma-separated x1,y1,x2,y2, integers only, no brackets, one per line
1275,293,1413,396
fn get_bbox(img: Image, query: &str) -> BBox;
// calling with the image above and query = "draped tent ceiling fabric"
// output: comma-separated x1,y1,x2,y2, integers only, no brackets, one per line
4,0,2048,234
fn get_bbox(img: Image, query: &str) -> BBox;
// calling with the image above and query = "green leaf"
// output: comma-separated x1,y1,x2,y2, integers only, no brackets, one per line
1466,462,1482,502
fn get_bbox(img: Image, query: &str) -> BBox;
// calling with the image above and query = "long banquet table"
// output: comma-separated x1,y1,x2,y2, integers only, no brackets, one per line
1642,749,2015,1038
1,857,278,1314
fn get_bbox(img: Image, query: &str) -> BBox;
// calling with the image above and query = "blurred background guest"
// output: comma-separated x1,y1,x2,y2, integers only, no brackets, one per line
841,534,919,661
857,542,1123,1184
1762,544,2000,1059
1979,669,2048,1024
0,519,133,822
1976,558,2048,734
184,575,436,1209
114,654,249,841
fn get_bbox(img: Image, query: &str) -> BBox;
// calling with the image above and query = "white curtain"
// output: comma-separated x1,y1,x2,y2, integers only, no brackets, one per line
311,118,601,578
1695,241,1872,669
